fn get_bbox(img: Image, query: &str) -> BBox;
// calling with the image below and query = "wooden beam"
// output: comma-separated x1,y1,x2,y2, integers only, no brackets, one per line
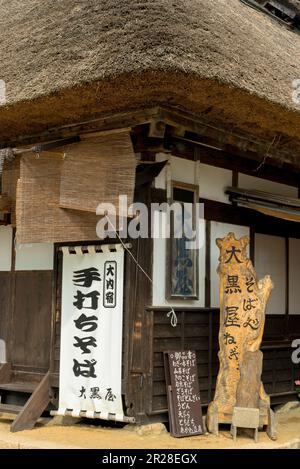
0,363,11,384
10,371,50,433
1,104,299,171
160,107,300,167
1,107,161,149
169,137,300,187
201,198,300,238
136,160,168,187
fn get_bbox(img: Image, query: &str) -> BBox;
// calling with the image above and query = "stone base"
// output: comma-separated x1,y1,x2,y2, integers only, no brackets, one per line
266,408,277,441
230,407,260,443
123,423,167,436
275,401,300,414
206,403,277,440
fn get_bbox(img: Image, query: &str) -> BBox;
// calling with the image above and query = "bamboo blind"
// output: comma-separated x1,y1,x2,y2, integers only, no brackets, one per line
59,132,136,215
16,132,136,244
1,156,20,225
16,152,102,244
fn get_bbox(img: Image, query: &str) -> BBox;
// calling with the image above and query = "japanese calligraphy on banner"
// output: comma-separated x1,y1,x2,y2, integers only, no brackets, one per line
58,244,125,421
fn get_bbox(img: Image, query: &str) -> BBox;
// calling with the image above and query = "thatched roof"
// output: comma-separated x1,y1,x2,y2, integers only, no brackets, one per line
1,0,300,152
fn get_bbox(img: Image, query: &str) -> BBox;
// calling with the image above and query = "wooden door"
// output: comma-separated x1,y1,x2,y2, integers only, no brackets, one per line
10,271,53,373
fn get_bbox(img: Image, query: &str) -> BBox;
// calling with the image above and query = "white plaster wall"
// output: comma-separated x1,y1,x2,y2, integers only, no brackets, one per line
0,226,12,363
239,173,298,198
170,155,197,186
155,154,232,204
198,163,232,204
156,155,299,201
0,226,12,271
0,339,6,362
153,155,245,307
210,222,250,308
155,153,169,190
255,234,286,315
153,154,298,311
289,238,300,315
15,243,54,271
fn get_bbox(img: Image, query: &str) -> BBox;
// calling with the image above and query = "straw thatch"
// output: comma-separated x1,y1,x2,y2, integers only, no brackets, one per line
1,0,300,153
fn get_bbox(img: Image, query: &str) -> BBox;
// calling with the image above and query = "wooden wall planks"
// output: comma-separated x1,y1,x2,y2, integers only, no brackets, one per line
12,271,52,371
147,309,300,420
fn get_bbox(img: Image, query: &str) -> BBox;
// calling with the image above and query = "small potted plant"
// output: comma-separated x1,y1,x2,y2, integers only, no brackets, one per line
295,380,300,399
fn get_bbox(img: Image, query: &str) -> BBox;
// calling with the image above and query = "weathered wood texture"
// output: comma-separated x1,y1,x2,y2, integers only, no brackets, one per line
47,190,300,424
164,350,203,437
202,198,300,240
207,233,272,429
0,272,12,359
49,290,299,424
123,183,153,423
0,269,52,374
11,271,52,371
236,350,263,408
147,309,218,415
0,363,11,384
146,308,300,422
10,371,50,432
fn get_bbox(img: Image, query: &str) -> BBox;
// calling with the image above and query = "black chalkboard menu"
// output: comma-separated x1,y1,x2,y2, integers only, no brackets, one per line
164,350,203,438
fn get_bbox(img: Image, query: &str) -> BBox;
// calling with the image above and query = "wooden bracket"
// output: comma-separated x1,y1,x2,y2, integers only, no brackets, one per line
148,120,166,138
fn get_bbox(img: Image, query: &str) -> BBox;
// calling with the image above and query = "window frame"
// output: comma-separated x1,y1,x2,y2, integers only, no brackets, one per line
166,181,200,301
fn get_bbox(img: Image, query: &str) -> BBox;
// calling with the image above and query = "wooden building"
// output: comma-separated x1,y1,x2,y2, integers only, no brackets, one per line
0,0,299,431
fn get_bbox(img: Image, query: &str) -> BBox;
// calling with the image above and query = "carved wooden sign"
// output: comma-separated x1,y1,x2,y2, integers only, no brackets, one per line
207,233,276,439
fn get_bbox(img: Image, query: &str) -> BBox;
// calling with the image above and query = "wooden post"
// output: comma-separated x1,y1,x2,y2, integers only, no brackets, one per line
0,363,11,384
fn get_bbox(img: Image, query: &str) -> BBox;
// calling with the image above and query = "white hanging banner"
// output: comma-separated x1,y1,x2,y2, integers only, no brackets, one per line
58,245,125,420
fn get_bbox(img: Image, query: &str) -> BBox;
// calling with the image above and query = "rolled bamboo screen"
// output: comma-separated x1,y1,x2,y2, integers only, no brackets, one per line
59,132,136,215
16,137,135,245
2,156,20,225
16,131,136,243
16,152,101,244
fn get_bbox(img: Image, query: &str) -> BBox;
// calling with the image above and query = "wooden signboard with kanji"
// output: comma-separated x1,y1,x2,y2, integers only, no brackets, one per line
164,350,203,438
206,232,277,440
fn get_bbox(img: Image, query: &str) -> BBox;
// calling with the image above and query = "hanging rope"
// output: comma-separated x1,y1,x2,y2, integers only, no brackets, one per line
104,214,178,327
253,134,281,173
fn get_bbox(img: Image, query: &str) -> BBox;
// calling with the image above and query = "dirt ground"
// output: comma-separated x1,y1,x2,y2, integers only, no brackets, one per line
0,407,299,449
